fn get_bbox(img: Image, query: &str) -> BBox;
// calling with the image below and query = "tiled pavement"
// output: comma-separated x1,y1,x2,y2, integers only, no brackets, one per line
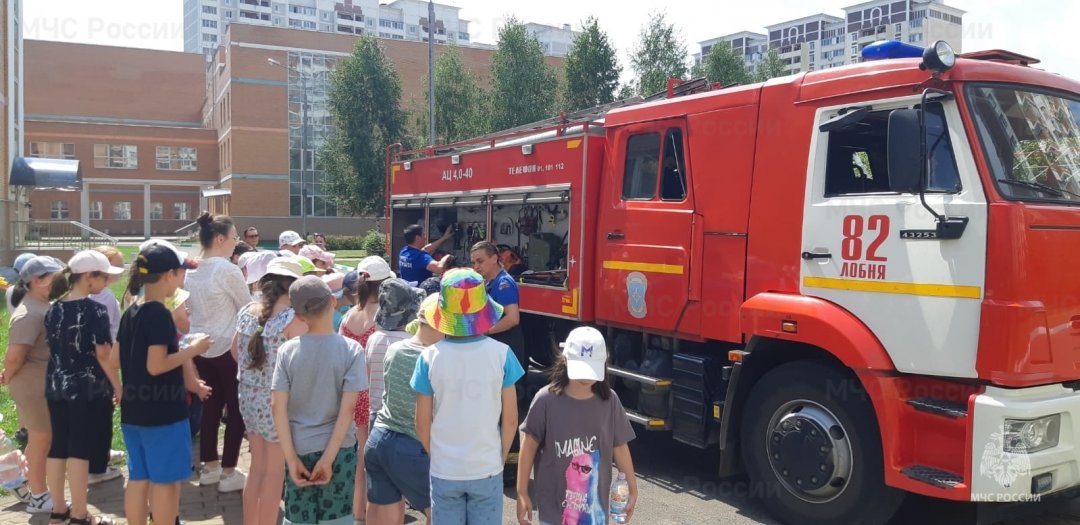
0,439,252,525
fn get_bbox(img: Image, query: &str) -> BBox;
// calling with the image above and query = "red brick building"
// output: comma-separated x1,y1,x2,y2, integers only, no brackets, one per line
24,23,562,239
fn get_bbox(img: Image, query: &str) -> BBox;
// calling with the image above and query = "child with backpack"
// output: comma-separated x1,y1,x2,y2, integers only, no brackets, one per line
515,327,638,525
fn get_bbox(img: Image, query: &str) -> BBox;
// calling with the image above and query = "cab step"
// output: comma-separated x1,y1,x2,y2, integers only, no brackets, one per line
608,365,672,388
901,465,964,489
624,409,671,431
907,397,968,419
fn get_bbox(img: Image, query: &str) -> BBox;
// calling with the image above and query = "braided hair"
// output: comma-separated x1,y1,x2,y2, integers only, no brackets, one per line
247,274,295,370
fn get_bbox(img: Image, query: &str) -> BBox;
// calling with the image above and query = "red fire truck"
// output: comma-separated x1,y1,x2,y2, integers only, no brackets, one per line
386,40,1080,524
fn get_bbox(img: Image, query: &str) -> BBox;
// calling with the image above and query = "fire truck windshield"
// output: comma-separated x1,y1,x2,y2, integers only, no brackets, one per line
969,85,1080,204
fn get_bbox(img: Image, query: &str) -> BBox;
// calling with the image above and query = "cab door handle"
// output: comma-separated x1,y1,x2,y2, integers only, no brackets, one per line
607,231,625,240
801,251,832,260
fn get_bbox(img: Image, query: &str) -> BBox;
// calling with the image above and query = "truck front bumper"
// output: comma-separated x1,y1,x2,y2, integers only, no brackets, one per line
970,383,1080,501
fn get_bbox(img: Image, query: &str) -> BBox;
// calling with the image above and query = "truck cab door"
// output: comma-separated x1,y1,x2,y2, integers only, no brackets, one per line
596,119,695,332
800,97,988,378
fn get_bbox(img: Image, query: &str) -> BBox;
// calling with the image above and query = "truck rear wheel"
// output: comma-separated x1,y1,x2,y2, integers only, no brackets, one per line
740,360,904,525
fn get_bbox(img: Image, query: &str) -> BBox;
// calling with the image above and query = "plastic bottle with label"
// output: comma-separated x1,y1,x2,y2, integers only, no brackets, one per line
610,471,630,524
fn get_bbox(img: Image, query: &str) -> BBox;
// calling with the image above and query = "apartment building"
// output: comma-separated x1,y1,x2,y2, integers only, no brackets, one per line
183,0,472,59
697,0,964,75
692,31,768,73
1,0,24,261
524,22,580,57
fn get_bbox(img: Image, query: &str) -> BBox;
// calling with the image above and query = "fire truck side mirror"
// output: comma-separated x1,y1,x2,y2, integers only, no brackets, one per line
887,108,924,194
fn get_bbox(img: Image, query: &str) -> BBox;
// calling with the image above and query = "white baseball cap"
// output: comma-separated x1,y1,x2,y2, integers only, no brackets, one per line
279,230,305,247
560,326,607,381
356,256,394,281
68,250,125,275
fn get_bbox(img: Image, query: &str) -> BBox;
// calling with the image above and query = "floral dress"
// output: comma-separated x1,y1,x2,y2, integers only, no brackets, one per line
236,302,295,441
342,324,376,429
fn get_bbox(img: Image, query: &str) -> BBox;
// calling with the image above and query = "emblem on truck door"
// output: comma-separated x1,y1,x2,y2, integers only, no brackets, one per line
627,272,648,319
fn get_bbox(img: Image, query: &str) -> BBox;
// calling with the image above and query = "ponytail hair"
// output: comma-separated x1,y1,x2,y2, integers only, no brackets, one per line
124,254,166,307
10,280,30,308
247,274,295,370
48,269,105,302
197,211,234,250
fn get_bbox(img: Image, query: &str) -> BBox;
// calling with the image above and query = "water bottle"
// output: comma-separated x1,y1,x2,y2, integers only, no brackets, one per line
610,471,630,524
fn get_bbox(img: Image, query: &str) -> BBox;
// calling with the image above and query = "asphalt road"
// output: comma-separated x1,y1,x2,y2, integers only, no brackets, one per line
404,429,1080,525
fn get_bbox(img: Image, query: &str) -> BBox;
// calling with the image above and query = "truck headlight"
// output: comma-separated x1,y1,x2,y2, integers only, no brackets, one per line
1004,415,1061,454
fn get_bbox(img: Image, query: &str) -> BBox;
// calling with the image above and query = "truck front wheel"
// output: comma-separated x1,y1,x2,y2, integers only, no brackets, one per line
740,360,904,525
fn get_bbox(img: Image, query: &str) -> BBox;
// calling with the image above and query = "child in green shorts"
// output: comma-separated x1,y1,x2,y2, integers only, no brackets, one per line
272,276,368,524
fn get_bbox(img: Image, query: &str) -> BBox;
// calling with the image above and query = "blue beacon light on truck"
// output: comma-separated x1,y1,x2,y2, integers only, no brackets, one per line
861,40,926,61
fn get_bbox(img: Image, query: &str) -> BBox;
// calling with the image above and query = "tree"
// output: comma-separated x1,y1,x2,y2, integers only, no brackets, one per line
616,83,637,101
322,37,407,216
755,48,788,82
629,11,688,96
562,16,621,112
421,47,490,144
490,17,558,130
701,41,752,86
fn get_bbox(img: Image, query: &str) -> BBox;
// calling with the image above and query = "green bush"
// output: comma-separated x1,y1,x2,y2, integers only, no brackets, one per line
361,229,387,258
323,235,365,251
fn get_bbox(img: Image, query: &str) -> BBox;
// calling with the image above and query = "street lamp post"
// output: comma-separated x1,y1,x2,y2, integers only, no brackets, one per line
268,57,309,237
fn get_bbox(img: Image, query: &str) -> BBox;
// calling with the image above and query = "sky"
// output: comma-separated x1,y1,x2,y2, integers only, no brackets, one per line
21,0,1080,82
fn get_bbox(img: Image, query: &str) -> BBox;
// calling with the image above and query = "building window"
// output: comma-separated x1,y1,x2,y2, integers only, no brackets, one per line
113,202,132,220
289,18,302,27
203,33,217,42
909,33,923,43
303,20,316,29
50,201,70,219
150,202,164,220
156,146,198,171
202,19,217,28
94,144,138,169
895,23,903,34
29,142,75,159
89,201,103,220
202,5,217,14
174,202,192,220
288,5,316,16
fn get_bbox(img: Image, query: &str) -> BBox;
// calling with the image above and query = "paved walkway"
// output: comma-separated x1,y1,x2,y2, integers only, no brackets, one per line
0,439,251,525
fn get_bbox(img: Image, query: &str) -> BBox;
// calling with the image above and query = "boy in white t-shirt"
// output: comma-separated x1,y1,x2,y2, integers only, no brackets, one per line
411,269,525,525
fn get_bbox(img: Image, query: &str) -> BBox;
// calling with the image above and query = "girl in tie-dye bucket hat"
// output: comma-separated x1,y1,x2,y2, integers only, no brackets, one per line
411,268,525,523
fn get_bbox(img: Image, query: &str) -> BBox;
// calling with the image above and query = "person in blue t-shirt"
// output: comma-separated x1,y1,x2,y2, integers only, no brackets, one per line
470,241,525,389
398,224,453,284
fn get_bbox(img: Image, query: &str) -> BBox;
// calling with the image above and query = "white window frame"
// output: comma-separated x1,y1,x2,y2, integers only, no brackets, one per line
30,141,75,159
113,202,132,220
174,202,192,220
88,201,103,220
94,144,138,169
50,201,70,219
150,202,164,220
156,146,198,171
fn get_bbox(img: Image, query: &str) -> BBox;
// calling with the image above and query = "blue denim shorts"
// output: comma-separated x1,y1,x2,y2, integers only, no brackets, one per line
430,472,503,525
364,425,430,509
121,419,192,484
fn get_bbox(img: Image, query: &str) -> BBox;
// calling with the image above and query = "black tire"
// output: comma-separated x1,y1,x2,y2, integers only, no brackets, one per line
740,360,904,525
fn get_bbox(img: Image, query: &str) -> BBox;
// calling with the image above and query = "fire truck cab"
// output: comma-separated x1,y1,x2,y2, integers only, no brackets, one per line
387,40,1080,524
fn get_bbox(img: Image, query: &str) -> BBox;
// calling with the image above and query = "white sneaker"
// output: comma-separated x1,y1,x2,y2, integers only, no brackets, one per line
199,465,223,485
25,491,53,514
108,449,126,466
88,466,124,485
217,470,245,493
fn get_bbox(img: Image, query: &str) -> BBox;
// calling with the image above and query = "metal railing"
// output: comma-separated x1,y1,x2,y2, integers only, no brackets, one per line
20,220,118,251
173,220,200,242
